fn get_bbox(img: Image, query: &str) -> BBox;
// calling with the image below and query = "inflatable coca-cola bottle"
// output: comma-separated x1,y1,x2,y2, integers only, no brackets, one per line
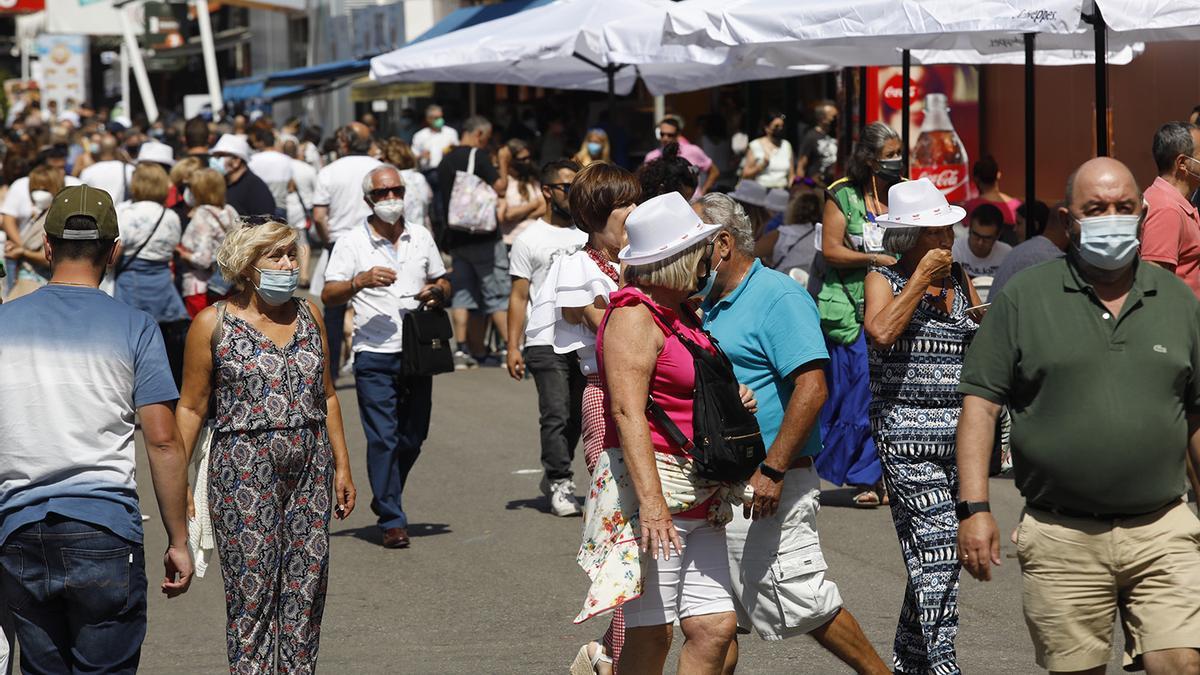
911,93,969,203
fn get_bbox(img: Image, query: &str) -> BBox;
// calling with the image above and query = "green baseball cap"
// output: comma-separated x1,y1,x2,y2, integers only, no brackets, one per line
45,185,120,240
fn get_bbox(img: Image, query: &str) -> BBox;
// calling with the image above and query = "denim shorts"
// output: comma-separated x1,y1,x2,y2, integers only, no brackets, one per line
448,238,511,314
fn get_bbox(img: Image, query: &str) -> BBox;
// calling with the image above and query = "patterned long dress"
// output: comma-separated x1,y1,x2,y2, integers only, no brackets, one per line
209,301,332,675
867,264,977,675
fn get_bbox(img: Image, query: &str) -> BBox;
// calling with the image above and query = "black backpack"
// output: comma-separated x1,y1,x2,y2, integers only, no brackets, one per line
645,304,766,482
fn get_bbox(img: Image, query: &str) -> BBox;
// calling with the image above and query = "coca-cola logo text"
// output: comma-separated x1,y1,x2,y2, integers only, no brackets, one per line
882,75,923,111
912,164,969,202
918,168,966,189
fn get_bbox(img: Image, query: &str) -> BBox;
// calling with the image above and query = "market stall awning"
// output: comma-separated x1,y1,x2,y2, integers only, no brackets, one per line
409,0,556,44
222,75,309,103
265,58,373,86
371,0,824,97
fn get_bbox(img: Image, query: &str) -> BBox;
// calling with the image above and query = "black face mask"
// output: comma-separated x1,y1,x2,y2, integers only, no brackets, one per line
550,198,572,222
770,128,785,141
876,157,904,183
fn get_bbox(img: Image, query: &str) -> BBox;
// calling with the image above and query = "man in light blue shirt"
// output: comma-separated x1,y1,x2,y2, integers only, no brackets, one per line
697,193,888,673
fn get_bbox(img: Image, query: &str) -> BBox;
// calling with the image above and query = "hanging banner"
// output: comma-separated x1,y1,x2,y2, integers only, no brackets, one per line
0,0,44,13
34,34,89,111
867,65,980,203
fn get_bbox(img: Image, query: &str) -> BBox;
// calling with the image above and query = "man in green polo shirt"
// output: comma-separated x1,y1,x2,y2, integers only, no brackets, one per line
955,157,1200,675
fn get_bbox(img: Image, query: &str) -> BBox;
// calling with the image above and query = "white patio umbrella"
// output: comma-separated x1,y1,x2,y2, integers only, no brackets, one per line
369,0,833,105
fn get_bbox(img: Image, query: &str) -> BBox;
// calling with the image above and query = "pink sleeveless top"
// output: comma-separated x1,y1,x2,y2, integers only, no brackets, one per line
596,287,716,457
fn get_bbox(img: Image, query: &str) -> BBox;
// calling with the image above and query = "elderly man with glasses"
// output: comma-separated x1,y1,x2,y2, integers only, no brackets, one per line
322,164,450,549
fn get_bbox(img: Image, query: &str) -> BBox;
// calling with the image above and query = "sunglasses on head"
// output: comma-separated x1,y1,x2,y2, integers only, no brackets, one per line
369,185,406,201
242,214,287,227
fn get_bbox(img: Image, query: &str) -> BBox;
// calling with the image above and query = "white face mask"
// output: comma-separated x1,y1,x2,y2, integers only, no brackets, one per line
372,199,405,225
30,190,52,212
1075,214,1141,271
184,187,197,207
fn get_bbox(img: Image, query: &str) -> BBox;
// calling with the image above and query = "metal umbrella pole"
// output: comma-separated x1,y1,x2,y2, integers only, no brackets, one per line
572,54,627,119
901,49,911,172
1088,5,1109,156
1024,33,1036,219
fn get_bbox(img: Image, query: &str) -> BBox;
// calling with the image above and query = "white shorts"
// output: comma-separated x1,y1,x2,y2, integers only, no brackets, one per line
726,465,843,640
621,517,736,628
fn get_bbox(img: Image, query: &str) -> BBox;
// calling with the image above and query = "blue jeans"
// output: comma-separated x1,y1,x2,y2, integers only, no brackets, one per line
523,346,584,482
0,516,147,674
353,351,433,530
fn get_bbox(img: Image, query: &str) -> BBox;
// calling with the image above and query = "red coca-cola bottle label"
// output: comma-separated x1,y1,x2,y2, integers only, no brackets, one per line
912,164,970,203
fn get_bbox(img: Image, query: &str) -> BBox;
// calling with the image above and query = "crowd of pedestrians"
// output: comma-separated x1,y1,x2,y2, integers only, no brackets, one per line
0,95,1199,675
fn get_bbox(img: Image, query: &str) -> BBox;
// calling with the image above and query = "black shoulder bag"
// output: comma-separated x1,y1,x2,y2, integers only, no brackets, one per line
644,304,766,482
401,301,455,377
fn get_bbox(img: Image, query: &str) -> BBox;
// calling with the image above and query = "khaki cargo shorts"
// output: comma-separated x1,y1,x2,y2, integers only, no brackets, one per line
1017,500,1200,672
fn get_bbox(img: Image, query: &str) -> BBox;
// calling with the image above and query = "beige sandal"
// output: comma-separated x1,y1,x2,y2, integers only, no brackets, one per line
569,641,612,675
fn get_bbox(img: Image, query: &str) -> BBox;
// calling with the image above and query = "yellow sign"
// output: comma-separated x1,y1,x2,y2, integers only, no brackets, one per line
350,80,434,103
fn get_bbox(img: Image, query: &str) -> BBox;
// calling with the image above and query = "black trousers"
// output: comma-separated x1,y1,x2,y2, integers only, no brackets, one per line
524,346,585,481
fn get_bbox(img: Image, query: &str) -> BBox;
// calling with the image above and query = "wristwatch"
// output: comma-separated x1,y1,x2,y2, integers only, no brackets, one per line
758,462,787,481
955,501,991,521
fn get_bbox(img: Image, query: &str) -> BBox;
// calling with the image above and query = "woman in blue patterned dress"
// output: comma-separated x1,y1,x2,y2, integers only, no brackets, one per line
176,219,357,674
862,180,982,675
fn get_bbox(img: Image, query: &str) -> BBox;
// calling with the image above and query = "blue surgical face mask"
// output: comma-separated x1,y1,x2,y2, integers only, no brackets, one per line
1074,214,1141,271
587,141,603,157
209,156,227,176
254,267,299,305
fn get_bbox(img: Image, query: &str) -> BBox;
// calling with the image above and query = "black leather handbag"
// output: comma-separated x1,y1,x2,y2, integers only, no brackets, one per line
401,306,455,376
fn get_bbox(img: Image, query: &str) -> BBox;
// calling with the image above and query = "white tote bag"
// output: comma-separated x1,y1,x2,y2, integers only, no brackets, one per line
446,148,498,234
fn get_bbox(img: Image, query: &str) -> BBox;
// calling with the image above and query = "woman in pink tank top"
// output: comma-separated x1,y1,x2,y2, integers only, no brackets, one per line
594,192,736,673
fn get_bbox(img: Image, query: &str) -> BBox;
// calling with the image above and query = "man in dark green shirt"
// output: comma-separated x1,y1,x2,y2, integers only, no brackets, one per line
954,157,1200,675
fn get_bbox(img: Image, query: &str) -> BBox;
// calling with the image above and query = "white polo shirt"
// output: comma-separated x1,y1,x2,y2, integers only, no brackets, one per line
324,221,447,354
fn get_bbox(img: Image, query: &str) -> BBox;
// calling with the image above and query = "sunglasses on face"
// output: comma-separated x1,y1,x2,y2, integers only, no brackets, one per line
545,183,571,194
369,186,406,201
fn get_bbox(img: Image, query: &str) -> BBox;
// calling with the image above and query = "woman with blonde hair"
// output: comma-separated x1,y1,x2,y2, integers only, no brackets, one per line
114,162,190,383
3,164,65,299
176,218,356,675
574,128,611,167
177,167,240,316
581,192,749,674
170,156,204,228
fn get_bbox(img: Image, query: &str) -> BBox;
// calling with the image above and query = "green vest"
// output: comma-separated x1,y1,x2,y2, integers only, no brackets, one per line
817,179,869,344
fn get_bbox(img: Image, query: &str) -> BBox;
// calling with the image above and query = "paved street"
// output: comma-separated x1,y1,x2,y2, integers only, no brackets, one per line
127,366,1132,674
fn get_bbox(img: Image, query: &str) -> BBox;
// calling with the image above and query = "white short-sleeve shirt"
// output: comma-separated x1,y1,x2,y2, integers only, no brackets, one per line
411,126,460,170
324,221,447,354
80,160,134,204
312,155,382,243
509,219,587,347
247,150,294,212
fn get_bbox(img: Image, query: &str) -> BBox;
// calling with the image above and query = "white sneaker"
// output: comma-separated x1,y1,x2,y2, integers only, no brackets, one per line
548,478,582,517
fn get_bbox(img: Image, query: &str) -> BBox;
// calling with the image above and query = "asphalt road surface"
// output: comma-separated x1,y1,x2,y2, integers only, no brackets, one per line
122,366,1136,674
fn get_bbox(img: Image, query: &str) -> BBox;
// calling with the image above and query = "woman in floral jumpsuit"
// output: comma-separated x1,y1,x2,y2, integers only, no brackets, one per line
177,220,357,674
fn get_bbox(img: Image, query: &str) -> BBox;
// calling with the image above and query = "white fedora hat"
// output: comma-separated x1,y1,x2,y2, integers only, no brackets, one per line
136,140,175,167
620,192,722,266
209,134,250,162
727,179,770,209
874,178,966,228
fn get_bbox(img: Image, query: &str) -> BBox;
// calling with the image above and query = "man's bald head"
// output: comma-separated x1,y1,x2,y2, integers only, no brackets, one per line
1064,157,1142,219
98,133,119,159
341,122,373,155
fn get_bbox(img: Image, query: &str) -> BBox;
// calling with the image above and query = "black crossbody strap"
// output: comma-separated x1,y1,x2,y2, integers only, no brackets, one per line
115,206,168,276
646,397,695,453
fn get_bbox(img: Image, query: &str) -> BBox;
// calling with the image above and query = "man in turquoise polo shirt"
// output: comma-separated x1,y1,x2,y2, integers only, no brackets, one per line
696,193,888,674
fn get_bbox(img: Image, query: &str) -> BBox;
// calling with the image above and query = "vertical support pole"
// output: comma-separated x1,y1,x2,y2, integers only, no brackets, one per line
194,0,223,118
901,49,911,172
606,65,616,120
1093,6,1109,156
119,4,160,124
1024,33,1036,219
653,94,665,124
120,44,131,121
